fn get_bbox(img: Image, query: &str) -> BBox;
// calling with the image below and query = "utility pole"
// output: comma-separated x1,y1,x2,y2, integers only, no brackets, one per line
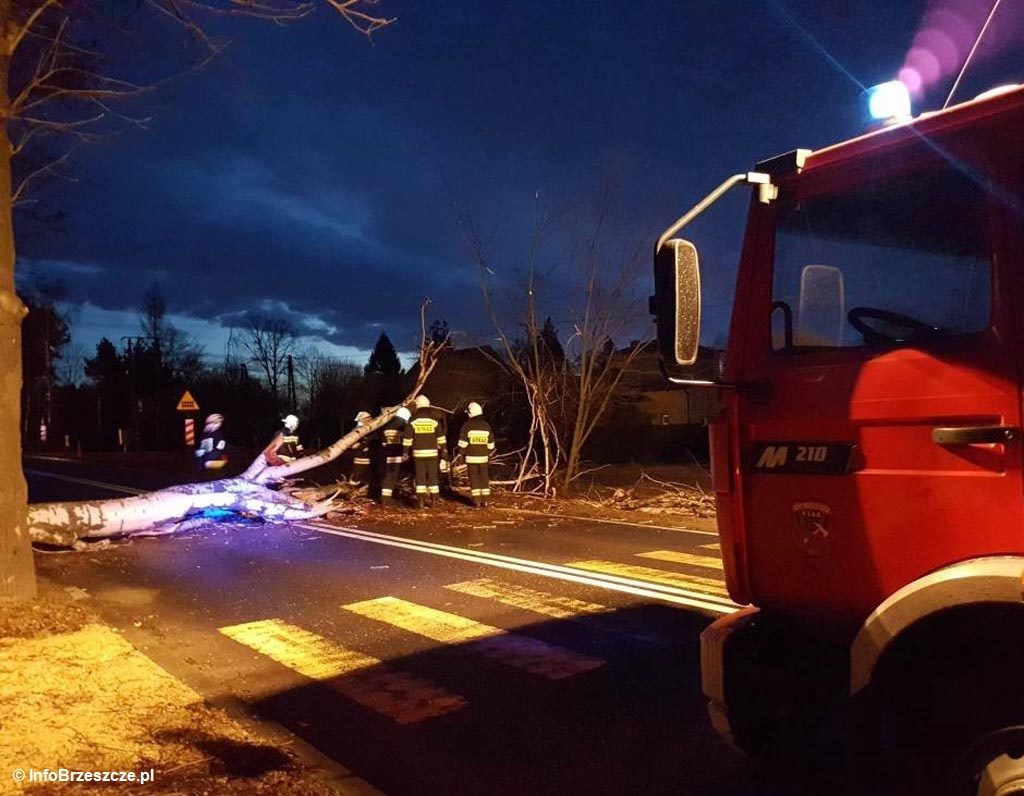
121,336,135,451
286,354,296,411
120,335,155,451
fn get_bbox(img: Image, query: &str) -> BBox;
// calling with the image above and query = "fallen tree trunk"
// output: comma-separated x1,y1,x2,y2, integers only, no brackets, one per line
242,405,401,484
28,478,339,547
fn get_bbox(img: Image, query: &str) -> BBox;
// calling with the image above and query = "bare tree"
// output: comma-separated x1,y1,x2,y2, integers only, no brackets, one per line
458,177,650,495
559,178,648,490
139,282,204,381
240,315,297,404
0,0,394,598
57,340,85,385
460,191,565,493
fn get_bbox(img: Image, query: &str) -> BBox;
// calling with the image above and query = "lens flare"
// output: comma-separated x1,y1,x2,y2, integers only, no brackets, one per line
902,0,1020,100
907,46,943,85
899,67,924,95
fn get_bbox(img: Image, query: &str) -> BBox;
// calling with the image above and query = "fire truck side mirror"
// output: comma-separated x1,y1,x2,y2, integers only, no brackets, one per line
651,238,701,368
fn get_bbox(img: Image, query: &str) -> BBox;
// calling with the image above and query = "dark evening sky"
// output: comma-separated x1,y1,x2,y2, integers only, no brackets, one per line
16,0,1024,364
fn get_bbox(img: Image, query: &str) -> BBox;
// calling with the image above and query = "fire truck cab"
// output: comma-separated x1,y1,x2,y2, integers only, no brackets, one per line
651,85,1024,791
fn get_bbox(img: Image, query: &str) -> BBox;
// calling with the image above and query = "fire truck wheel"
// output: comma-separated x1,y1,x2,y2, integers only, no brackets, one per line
950,727,1024,796
869,604,1024,793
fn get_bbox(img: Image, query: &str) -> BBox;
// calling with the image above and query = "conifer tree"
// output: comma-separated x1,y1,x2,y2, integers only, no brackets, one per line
364,332,402,377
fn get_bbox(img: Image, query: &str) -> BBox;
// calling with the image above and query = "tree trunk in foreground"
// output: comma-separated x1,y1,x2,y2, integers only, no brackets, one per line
0,22,37,598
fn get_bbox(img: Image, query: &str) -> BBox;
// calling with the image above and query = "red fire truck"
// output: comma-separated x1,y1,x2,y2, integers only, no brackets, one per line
651,84,1024,792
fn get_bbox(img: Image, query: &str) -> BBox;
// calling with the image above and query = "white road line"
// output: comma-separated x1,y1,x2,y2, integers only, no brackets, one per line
305,523,740,615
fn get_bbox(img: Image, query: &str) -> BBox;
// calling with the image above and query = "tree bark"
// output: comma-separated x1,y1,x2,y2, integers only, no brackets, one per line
0,8,37,599
27,478,339,547
246,405,399,483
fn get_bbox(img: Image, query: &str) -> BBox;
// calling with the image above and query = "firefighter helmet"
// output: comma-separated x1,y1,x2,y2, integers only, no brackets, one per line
396,406,412,421
282,414,299,432
355,411,371,423
467,402,483,418
414,395,431,409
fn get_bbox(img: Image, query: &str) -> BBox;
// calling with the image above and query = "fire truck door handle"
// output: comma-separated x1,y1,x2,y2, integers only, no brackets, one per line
932,426,1019,445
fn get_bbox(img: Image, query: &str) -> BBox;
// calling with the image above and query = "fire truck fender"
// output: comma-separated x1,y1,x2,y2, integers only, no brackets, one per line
850,555,1024,695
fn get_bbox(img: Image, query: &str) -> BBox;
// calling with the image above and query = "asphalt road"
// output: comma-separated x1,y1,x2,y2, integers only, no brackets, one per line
24,458,846,796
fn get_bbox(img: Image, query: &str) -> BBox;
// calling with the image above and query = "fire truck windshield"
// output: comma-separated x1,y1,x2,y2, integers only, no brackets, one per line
770,163,992,350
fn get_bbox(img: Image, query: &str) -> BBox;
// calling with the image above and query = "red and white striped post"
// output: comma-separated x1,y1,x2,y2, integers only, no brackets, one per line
184,418,195,447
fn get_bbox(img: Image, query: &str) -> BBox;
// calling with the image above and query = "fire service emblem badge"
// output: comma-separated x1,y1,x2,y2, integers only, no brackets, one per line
792,502,833,557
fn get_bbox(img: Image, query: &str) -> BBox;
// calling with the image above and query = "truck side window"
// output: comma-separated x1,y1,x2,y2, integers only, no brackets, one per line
771,165,991,350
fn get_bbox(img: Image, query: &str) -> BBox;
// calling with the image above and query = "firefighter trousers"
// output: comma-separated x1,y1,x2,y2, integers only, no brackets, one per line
468,462,490,498
351,461,371,485
381,461,402,498
413,457,440,496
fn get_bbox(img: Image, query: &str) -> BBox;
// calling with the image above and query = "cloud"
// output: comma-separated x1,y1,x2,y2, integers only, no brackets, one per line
21,0,1021,363
65,302,385,369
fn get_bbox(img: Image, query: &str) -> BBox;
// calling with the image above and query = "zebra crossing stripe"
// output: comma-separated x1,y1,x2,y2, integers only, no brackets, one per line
635,550,724,571
342,596,604,680
700,542,721,551
445,578,610,619
219,619,465,724
566,560,730,598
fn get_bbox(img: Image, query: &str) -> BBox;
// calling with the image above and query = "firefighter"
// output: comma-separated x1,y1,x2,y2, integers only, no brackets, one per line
457,402,495,507
379,406,411,505
277,414,304,463
349,410,373,485
195,413,228,474
402,394,447,508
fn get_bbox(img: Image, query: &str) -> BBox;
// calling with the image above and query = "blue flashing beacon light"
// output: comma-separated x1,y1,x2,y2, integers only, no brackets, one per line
867,80,912,123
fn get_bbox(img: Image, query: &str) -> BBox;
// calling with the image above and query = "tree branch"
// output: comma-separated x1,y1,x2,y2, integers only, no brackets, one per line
7,0,59,58
12,143,78,206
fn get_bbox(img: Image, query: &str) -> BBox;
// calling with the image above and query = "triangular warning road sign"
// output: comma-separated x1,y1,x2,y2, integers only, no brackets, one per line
176,390,200,412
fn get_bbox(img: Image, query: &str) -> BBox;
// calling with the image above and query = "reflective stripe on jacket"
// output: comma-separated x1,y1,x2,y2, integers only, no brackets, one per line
458,417,495,464
403,410,445,458
381,416,407,464
351,431,374,465
279,433,303,461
